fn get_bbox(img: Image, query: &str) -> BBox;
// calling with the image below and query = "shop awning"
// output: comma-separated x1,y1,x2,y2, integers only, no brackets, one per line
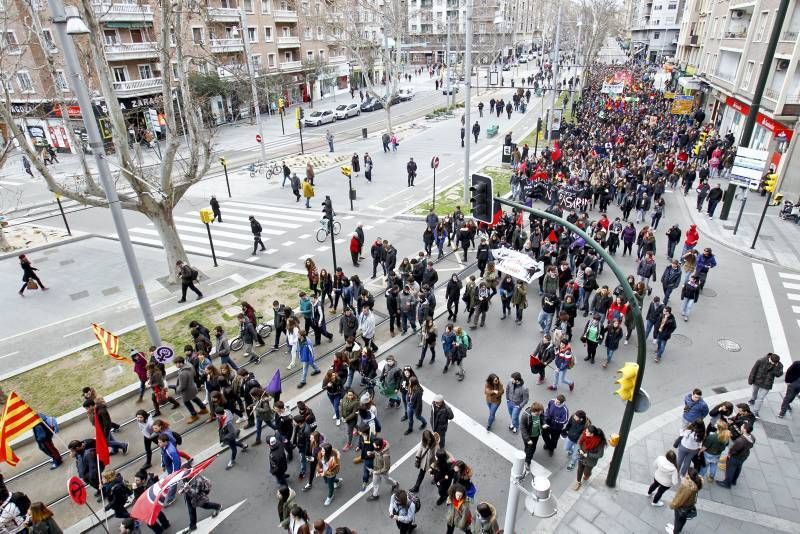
678,77,703,90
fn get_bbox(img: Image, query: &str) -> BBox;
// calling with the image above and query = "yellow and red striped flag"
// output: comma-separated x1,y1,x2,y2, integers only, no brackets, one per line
91,322,126,363
0,392,42,466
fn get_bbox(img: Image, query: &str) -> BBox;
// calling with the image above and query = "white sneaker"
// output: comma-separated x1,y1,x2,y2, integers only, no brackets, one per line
324,497,332,506
333,414,338,419
651,501,664,507
665,524,674,534
335,418,341,426
236,417,246,424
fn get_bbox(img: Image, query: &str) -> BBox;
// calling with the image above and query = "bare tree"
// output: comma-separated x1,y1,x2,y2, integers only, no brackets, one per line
0,0,215,279
582,0,622,66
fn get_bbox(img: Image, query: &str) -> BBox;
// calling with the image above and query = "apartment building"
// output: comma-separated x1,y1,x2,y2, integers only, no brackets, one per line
0,0,351,151
675,0,800,194
630,0,686,62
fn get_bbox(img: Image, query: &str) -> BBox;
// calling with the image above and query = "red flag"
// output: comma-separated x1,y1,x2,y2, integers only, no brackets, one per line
185,455,216,481
93,407,110,467
131,468,188,526
547,230,559,243
0,392,42,466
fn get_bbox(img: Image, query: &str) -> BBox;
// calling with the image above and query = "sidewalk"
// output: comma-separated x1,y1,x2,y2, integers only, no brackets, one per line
676,176,800,271
540,386,800,534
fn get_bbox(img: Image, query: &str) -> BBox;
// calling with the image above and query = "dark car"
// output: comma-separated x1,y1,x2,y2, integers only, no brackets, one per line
360,98,384,112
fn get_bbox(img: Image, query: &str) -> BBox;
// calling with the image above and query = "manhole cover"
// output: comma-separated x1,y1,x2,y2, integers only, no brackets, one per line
717,339,742,352
711,386,729,394
760,421,794,443
702,288,717,297
670,334,692,347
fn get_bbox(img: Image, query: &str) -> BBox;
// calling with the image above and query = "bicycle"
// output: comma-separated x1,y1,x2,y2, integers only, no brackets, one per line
248,161,281,179
315,218,342,243
230,314,274,351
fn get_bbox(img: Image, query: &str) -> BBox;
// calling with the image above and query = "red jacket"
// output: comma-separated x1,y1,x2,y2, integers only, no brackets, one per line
349,237,360,253
685,225,699,246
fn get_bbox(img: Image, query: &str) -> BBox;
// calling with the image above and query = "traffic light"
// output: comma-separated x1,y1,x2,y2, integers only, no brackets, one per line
536,118,542,132
692,131,708,156
218,156,227,167
322,196,334,221
340,166,352,177
764,172,778,193
199,208,214,224
614,362,639,402
469,173,494,224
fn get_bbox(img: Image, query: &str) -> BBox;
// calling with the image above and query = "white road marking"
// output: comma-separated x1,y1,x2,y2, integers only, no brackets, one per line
281,240,296,246
793,306,800,314
264,248,278,254
298,254,314,260
316,246,330,251
175,499,246,534
207,275,233,286
297,234,311,239
223,200,322,219
0,351,20,360
787,294,800,301
779,272,800,281
335,238,346,244
205,213,301,229
280,262,296,269
215,205,317,224
245,256,261,262
752,263,793,368
175,224,256,242
63,324,100,338
782,282,800,291
173,215,284,236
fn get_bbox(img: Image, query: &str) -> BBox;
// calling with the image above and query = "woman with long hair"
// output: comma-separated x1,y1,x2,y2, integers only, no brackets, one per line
484,373,504,431
699,421,731,482
573,424,606,490
648,449,679,506
410,429,439,493
28,501,62,534
319,268,333,308
676,420,705,476
666,468,702,534
322,369,343,425
317,443,342,507
305,258,319,297
404,376,427,435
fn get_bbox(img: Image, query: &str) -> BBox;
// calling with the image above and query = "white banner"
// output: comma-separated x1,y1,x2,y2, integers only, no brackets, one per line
601,82,624,94
490,248,544,284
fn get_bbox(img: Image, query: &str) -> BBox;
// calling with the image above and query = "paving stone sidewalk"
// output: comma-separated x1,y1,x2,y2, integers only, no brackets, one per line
541,388,800,533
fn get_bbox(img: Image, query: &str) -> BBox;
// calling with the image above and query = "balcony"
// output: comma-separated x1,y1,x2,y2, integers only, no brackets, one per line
104,42,159,61
112,77,162,97
328,55,348,64
712,70,736,83
207,7,241,22
278,60,302,72
210,38,244,53
277,35,300,48
92,2,154,23
273,9,298,23
723,30,747,39
781,30,799,41
764,88,780,101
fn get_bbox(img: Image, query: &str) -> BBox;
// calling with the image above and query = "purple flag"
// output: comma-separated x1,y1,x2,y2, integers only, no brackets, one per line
266,369,282,395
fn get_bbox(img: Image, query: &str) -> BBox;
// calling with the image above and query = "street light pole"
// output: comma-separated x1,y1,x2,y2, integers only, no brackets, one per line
240,6,268,164
461,0,474,204
48,0,161,347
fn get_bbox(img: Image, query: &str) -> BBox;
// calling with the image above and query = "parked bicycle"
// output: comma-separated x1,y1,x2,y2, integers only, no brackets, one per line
248,161,281,179
315,217,341,243
230,314,273,351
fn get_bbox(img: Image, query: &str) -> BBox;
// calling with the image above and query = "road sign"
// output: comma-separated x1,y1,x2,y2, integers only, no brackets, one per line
431,156,440,169
153,345,175,364
730,146,768,189
255,134,262,143
68,476,87,505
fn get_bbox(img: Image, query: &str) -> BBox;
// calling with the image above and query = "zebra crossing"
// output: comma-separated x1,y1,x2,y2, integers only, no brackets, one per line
778,272,800,329
121,200,332,259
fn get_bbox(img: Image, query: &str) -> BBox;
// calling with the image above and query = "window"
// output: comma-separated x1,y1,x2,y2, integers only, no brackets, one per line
264,26,273,41
262,0,271,13
171,63,179,78
668,2,677,8
199,61,209,74
247,27,257,43
304,28,312,39
282,26,291,37
718,16,726,39
55,70,69,91
169,28,177,46
741,60,755,90
317,26,323,39
192,27,204,44
268,53,276,67
244,0,254,12
654,31,660,39
0,75,13,94
284,51,292,61
307,50,314,60
318,49,325,59
16,71,33,92
756,11,769,41
42,29,57,51
2,31,20,53
138,64,153,79
112,66,127,82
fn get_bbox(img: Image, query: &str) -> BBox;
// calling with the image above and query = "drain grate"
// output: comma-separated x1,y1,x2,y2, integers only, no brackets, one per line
760,421,794,443
701,288,718,297
670,334,692,347
711,386,728,394
717,339,742,352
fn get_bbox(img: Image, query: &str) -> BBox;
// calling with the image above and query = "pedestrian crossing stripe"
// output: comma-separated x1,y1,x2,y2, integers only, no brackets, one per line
172,215,281,236
218,205,318,224
175,224,255,242
202,213,301,230
129,227,248,252
223,200,322,218
783,282,800,291
121,233,234,257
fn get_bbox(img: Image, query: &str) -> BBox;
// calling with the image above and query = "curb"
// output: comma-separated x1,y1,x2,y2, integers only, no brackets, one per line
0,232,92,261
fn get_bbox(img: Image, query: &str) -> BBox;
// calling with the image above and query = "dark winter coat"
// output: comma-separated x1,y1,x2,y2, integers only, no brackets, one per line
748,356,784,390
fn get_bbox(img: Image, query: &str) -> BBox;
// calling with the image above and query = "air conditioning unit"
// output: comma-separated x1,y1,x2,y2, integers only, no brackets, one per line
777,59,790,71
732,10,744,18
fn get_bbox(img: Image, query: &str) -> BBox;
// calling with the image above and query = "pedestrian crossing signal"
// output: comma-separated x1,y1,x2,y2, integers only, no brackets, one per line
764,173,778,193
199,208,215,224
614,362,639,402
218,156,227,167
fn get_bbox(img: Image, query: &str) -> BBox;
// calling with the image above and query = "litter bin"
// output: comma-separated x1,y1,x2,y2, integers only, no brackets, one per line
719,183,737,220
362,128,368,139
350,189,357,200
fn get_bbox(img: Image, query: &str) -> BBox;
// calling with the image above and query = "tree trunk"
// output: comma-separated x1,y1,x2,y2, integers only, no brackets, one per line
146,204,188,283
384,104,393,134
0,226,11,252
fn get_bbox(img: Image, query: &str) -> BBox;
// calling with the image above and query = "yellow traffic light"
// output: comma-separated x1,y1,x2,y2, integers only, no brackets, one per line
692,131,708,156
218,156,226,167
764,173,778,193
608,433,620,447
199,208,215,224
278,97,285,109
340,166,352,177
614,362,639,402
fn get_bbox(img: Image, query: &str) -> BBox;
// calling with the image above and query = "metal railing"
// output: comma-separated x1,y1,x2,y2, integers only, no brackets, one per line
112,77,162,96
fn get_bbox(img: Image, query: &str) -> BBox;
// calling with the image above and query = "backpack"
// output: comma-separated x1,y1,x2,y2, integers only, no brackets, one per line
464,334,472,350
195,475,212,495
190,267,199,281
408,491,422,513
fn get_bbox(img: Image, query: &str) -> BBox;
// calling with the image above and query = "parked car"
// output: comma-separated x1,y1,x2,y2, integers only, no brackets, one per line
360,98,384,112
304,109,336,126
334,103,360,119
518,56,528,64
501,64,511,71
442,84,460,95
398,88,415,101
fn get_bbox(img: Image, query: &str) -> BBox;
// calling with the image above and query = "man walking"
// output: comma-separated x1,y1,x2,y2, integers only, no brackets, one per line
430,394,454,448
249,215,266,255
472,121,481,143
238,313,259,364
210,195,222,223
382,131,391,153
653,306,677,363
282,161,290,187
406,157,417,187
706,183,724,219
747,352,784,417
174,356,208,423
326,130,334,152
778,360,800,418
176,260,202,303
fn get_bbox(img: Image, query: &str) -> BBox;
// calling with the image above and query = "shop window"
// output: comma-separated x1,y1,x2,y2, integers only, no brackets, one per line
16,71,34,93
751,125,769,150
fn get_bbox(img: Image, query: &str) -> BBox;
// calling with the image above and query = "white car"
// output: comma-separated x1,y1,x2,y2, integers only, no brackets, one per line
334,103,360,119
398,88,415,101
304,109,336,126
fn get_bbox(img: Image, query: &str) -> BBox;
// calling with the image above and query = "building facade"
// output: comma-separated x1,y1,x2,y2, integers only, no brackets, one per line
630,0,686,62
675,0,800,195
0,0,352,150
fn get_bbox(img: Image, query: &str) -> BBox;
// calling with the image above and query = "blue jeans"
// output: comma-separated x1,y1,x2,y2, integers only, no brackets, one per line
644,319,655,340
401,311,417,333
663,286,675,304
487,402,500,428
700,452,720,479
606,348,616,364
564,438,579,467
300,361,320,384
220,354,239,370
406,404,427,431
362,459,374,483
538,310,553,332
681,298,695,317
656,338,668,358
255,416,277,442
553,369,573,388
328,393,342,419
507,401,522,429
577,287,586,308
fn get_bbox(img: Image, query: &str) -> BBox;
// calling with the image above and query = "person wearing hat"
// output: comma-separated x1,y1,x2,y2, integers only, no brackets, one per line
430,395,454,448
269,435,289,486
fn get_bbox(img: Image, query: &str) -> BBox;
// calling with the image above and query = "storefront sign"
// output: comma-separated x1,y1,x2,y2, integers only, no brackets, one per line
725,96,793,140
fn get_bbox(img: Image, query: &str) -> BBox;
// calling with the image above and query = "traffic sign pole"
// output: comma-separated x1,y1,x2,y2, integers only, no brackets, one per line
733,186,748,235
54,194,71,236
220,157,231,198
431,156,440,211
